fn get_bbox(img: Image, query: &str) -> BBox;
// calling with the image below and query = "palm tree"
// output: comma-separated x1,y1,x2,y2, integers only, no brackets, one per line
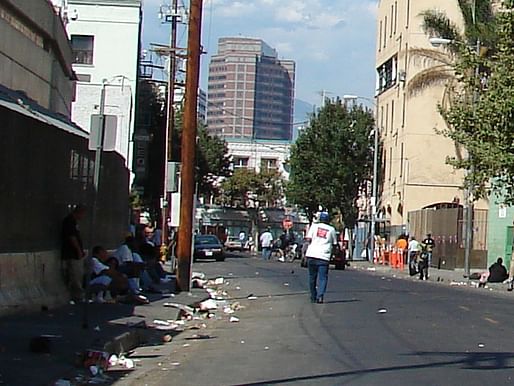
407,0,496,97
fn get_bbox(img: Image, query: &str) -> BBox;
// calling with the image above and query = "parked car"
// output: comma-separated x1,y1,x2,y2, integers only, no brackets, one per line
225,236,244,252
194,235,225,261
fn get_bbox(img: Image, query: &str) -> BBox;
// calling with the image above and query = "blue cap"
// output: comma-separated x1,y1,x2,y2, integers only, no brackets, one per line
319,212,330,222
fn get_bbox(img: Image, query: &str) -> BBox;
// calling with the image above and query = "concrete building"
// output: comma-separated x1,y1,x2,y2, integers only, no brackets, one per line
207,37,295,141
65,0,142,169
0,0,75,116
375,0,489,232
0,0,129,315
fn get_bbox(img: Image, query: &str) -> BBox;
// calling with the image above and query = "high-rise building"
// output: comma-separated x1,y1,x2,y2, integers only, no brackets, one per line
207,37,295,141
375,0,487,231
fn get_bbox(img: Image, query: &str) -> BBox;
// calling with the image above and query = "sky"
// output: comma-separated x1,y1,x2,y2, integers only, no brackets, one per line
141,0,378,108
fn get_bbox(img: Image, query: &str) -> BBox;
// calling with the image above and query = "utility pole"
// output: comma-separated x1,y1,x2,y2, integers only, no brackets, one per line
176,0,203,292
162,0,179,245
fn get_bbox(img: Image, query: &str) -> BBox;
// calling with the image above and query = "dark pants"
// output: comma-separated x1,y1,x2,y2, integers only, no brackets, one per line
419,259,428,280
308,258,329,302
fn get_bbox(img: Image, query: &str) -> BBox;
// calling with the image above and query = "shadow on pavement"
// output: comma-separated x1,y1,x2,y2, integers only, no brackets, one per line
235,351,514,385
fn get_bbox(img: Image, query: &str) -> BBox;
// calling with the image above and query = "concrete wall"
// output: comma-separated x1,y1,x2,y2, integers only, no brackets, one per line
0,0,75,116
487,198,514,270
0,103,129,315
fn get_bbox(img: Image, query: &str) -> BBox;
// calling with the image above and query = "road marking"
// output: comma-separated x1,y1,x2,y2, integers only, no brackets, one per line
459,305,470,311
484,317,499,325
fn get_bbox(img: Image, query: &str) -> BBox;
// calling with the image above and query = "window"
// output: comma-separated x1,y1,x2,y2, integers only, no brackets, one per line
233,157,249,168
377,55,398,93
261,158,277,170
71,35,94,65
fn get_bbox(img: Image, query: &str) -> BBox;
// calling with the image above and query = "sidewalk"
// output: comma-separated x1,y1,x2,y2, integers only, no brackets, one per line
0,277,211,386
350,260,512,294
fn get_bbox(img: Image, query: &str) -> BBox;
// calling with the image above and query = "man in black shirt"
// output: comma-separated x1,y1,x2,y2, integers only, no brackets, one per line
422,233,435,267
61,205,86,302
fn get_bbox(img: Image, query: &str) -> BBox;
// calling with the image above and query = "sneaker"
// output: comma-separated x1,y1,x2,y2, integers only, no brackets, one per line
316,297,324,304
94,293,106,303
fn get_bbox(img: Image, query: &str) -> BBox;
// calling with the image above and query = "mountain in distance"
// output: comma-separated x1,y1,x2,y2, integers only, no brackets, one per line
292,99,313,141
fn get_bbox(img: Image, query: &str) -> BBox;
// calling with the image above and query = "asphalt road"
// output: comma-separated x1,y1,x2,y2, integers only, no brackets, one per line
123,254,514,386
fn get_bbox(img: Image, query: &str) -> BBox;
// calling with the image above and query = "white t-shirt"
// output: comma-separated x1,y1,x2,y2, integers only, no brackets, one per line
305,223,337,261
260,231,273,248
113,244,134,264
408,239,420,252
91,257,109,275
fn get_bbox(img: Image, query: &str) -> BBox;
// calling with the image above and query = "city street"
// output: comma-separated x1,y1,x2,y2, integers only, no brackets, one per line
117,254,514,386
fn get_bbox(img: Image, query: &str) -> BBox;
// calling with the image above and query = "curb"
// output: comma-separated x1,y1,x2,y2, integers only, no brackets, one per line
103,329,148,355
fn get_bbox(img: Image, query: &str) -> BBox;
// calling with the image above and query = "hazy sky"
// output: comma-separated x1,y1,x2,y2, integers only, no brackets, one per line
142,0,378,107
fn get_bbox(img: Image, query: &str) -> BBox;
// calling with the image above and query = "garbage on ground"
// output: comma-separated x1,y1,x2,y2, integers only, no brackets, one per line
377,309,388,314
117,356,135,369
450,281,468,286
192,278,207,288
229,316,240,323
186,334,213,340
214,277,224,285
197,299,218,311
108,355,119,367
283,283,289,286
162,334,173,343
83,350,109,371
224,307,235,314
247,294,258,300
478,343,485,348
264,346,270,350
192,272,206,280
367,267,376,271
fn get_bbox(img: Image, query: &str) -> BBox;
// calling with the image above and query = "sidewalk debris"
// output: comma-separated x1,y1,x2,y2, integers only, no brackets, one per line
162,334,173,343
229,316,240,323
197,299,218,311
192,272,206,280
377,309,387,314
247,294,258,300
478,343,485,348
367,267,376,271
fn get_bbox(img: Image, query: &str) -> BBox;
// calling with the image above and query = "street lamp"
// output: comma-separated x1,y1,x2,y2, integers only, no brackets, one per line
343,95,378,262
429,28,481,278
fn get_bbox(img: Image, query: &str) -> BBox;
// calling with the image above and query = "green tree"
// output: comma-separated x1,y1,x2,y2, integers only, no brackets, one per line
408,0,496,97
440,2,514,203
286,100,374,227
195,126,231,199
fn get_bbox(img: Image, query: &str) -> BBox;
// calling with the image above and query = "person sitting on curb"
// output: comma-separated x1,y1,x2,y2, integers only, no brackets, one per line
478,257,509,287
88,246,129,303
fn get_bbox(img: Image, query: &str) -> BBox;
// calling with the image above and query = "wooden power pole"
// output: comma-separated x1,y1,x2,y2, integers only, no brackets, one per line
176,0,203,292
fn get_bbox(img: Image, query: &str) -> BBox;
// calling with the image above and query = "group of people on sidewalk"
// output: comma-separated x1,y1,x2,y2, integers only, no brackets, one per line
61,205,171,305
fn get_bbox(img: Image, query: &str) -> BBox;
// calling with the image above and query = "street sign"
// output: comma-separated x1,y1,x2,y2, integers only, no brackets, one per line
89,114,117,151
282,216,293,230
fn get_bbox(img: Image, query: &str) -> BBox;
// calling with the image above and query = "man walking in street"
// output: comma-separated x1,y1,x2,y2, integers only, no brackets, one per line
61,205,86,302
305,212,338,304
259,227,273,260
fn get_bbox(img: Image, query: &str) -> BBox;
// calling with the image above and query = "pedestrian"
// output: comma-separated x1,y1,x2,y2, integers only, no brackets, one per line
259,227,273,260
422,233,435,267
239,230,246,250
408,236,420,265
61,204,86,302
305,212,338,304
418,243,430,280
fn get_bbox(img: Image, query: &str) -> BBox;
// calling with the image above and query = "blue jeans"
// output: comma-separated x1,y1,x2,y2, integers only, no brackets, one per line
262,247,271,260
308,258,329,302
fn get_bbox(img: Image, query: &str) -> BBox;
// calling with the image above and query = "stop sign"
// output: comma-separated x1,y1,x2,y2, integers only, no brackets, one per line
282,217,293,230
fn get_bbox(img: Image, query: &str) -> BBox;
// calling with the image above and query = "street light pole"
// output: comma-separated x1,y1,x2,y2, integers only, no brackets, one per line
343,95,378,262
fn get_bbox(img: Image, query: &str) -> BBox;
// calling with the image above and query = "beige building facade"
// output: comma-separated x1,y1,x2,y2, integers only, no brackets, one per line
375,0,488,230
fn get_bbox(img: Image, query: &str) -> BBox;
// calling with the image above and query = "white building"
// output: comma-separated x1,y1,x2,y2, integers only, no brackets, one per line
227,139,291,178
65,0,142,170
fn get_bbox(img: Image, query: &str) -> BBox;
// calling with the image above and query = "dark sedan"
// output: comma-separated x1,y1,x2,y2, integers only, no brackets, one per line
194,235,225,261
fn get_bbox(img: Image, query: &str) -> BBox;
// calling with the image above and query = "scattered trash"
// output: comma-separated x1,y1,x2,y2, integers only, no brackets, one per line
192,278,207,288
478,343,485,348
367,267,376,271
183,343,191,347
118,357,134,369
229,316,240,323
240,340,245,344
93,325,101,332
153,319,171,326
83,350,109,371
224,307,235,314
247,294,258,300
377,309,388,314
108,354,118,367
69,300,76,305
255,272,260,275
192,272,206,280
235,286,241,290
186,334,213,340
214,277,224,285
198,299,218,311
162,334,173,343
283,283,289,286
381,277,386,280
264,346,270,350
171,362,180,366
